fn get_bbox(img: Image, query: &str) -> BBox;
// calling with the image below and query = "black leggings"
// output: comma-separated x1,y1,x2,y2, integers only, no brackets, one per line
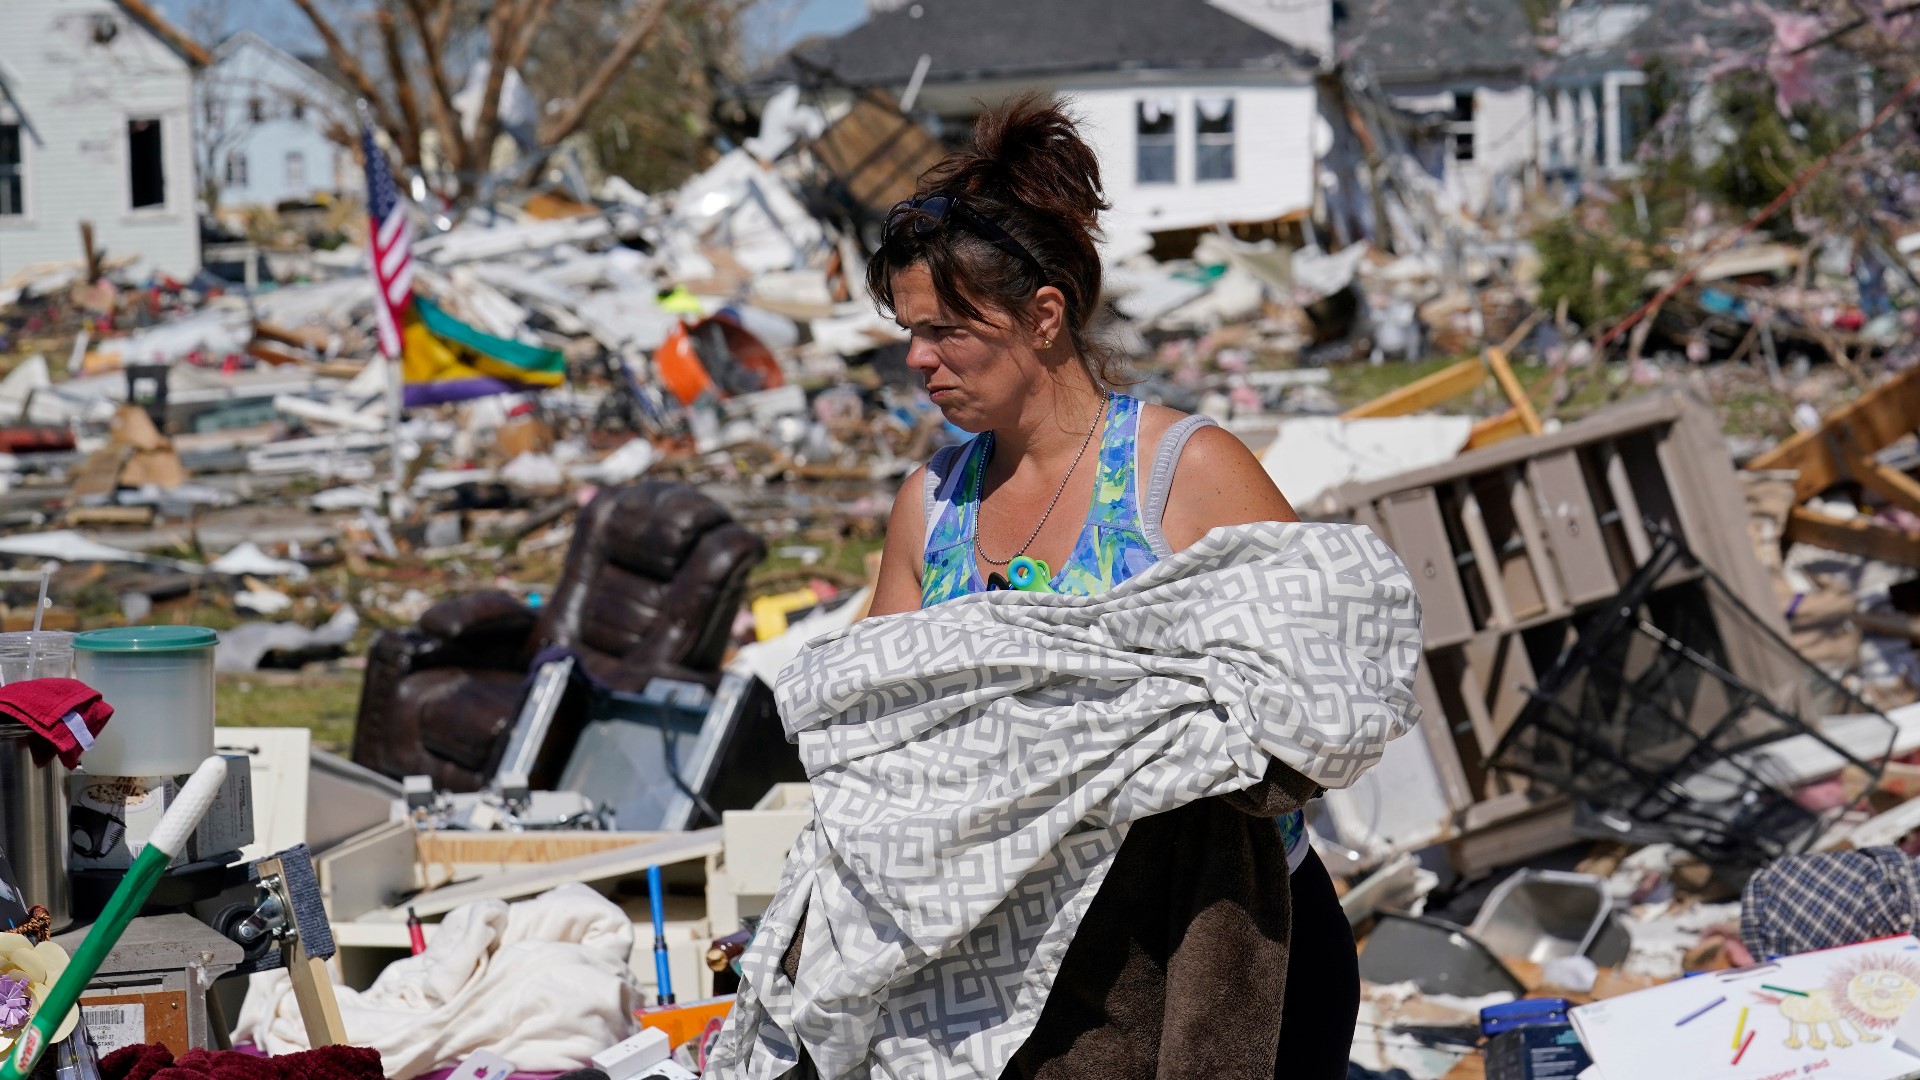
1276,849,1360,1079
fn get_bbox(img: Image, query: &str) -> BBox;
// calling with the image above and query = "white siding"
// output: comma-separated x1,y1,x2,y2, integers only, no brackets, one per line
1391,82,1537,212
0,0,199,279
1065,81,1319,236
203,35,355,209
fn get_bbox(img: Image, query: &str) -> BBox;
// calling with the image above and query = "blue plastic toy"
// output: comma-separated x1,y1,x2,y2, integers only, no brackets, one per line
1008,556,1054,592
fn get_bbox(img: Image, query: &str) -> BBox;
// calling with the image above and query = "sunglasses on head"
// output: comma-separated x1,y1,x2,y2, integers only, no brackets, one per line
885,194,1048,282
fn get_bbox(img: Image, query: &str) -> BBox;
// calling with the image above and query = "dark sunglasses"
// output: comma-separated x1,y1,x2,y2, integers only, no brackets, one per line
885,194,1048,282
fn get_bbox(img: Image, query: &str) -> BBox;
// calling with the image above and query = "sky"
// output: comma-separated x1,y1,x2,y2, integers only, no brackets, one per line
153,0,869,62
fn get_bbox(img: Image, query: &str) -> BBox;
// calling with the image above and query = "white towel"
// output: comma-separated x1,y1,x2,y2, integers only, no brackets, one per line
235,883,641,1078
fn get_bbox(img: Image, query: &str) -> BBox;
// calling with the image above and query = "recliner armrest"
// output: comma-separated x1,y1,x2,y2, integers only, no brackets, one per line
419,590,538,644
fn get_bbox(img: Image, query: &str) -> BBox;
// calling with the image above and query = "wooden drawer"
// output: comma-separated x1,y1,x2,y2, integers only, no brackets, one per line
1530,450,1619,605
1378,488,1476,646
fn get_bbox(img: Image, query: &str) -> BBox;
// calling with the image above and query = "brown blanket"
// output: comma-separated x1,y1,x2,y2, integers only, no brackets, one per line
783,766,1318,1080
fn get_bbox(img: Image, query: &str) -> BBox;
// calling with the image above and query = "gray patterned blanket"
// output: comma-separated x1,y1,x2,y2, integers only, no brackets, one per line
707,522,1424,1080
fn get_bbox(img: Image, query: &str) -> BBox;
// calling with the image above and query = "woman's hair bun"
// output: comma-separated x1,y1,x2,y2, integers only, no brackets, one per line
923,92,1109,231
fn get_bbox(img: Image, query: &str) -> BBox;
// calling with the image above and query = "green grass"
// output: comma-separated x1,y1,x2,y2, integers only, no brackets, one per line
1326,356,1480,412
217,672,363,753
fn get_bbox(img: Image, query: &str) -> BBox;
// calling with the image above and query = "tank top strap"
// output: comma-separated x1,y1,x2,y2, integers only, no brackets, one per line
920,436,988,606
1086,394,1146,531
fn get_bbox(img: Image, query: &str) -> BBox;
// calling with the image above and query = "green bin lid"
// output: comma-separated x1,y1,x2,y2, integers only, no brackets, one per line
74,626,219,652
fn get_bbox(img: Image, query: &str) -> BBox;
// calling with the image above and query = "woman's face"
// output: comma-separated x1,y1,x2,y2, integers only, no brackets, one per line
892,263,1036,432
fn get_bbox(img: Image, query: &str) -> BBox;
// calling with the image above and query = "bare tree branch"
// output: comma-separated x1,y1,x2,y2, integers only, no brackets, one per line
400,0,466,172
506,0,566,72
377,11,427,166
470,0,522,181
537,0,673,146
288,0,407,146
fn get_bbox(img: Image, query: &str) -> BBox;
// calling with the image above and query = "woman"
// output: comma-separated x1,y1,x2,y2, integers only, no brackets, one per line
854,96,1360,1079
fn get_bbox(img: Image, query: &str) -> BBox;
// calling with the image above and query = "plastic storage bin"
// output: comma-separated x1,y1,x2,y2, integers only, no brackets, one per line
73,626,218,777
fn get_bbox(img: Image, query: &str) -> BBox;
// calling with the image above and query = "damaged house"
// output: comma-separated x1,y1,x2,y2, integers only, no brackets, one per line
0,0,208,280
1335,0,1542,214
758,0,1338,253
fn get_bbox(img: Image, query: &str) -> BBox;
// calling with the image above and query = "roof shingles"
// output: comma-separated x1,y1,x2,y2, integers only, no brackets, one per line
774,0,1320,88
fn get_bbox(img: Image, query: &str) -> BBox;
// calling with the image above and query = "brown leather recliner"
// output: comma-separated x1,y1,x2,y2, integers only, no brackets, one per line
350,481,766,792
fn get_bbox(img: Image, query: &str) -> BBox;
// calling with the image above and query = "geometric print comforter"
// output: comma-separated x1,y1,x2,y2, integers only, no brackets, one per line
706,522,1425,1080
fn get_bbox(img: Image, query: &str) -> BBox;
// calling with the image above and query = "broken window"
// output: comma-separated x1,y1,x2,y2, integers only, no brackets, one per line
1450,91,1476,162
1136,99,1176,185
127,118,164,209
225,150,248,187
1195,97,1235,182
0,124,21,216
286,151,305,189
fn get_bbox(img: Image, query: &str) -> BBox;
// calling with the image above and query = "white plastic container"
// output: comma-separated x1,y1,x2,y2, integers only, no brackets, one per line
0,630,75,684
72,626,218,776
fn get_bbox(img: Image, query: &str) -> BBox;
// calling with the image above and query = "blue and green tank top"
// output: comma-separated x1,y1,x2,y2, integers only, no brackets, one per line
918,393,1311,873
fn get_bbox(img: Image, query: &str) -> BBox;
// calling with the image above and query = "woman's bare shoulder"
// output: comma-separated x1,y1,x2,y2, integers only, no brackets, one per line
1156,415,1299,550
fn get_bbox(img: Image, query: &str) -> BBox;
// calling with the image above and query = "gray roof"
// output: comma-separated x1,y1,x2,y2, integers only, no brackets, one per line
760,0,1320,91
1337,0,1541,84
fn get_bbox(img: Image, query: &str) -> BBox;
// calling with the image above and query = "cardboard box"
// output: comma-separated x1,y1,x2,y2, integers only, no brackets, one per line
68,755,253,870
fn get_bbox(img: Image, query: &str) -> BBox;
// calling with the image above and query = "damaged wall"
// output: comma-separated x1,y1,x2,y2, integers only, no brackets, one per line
1067,79,1320,235
0,0,201,280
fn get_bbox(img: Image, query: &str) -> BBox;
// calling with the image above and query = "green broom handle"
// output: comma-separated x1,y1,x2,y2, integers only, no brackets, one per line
1,757,228,1080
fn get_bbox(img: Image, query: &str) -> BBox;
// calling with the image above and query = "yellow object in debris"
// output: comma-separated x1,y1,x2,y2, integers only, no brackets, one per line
657,285,705,317
751,588,820,641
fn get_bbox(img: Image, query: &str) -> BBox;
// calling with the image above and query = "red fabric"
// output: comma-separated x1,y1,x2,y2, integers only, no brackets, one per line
101,1044,384,1080
0,678,113,769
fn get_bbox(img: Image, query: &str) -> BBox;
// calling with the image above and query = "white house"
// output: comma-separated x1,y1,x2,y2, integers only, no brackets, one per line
762,0,1336,246
1335,0,1543,213
0,0,206,280
1536,3,1660,179
200,31,356,210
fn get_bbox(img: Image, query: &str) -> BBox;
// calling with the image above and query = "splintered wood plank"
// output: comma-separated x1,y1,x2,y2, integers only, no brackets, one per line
1484,346,1543,435
1340,357,1486,419
1746,364,1920,500
1465,408,1530,451
1784,506,1920,568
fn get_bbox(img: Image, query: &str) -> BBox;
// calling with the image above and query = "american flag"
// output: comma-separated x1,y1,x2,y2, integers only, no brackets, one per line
362,125,413,359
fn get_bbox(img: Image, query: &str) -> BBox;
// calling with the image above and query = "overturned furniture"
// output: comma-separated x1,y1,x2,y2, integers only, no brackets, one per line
1321,390,1786,873
350,481,767,791
1491,534,1894,871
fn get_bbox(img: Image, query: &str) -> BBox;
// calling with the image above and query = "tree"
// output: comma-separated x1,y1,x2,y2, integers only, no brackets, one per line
286,0,697,203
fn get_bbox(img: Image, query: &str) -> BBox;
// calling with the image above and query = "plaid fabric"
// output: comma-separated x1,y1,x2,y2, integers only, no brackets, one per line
1741,846,1920,958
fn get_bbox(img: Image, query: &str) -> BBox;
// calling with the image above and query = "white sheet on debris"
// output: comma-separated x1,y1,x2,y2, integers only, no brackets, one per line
215,607,358,672
208,541,311,581
92,306,254,363
0,530,156,564
0,355,49,423
1261,415,1474,511
673,149,824,273
236,883,640,1080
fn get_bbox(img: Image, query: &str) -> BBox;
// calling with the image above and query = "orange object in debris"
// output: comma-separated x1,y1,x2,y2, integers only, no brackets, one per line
636,994,734,1051
655,322,716,407
654,314,786,407
713,313,786,394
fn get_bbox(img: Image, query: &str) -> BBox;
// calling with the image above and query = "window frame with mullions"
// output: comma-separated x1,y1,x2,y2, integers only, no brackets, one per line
0,122,23,217
1195,96,1236,182
1136,98,1177,186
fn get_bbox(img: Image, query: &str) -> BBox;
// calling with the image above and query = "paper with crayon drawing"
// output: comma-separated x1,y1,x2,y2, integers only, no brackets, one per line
1572,937,1920,1080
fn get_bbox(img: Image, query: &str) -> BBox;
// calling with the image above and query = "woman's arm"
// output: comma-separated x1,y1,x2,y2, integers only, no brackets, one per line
1159,424,1299,551
864,465,931,619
